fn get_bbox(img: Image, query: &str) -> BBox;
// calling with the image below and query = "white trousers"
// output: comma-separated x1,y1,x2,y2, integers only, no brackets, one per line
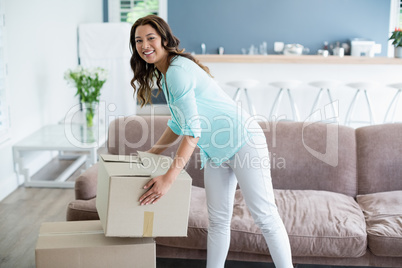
204,134,293,268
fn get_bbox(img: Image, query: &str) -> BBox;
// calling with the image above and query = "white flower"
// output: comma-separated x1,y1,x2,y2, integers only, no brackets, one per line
64,69,76,86
97,68,108,81
75,65,84,73
64,65,108,102
90,73,97,81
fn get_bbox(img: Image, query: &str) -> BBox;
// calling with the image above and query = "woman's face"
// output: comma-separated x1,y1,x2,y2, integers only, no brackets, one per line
135,24,168,71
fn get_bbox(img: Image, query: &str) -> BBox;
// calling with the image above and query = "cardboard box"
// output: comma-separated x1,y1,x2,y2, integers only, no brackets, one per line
96,151,192,237
35,221,155,268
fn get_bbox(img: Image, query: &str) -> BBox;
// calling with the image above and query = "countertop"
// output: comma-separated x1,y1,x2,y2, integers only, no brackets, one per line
194,54,402,65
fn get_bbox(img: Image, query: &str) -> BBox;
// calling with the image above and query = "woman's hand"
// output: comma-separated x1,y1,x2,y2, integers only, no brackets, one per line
139,173,175,205
145,148,157,154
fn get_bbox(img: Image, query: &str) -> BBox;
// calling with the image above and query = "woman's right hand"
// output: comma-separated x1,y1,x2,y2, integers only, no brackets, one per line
145,148,160,155
145,148,155,154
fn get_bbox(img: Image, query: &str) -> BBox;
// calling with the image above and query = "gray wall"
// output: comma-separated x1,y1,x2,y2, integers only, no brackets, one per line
168,0,391,56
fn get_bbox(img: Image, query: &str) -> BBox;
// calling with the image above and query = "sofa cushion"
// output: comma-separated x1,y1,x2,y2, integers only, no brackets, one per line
275,189,366,257
66,198,100,221
357,190,402,257
156,187,367,258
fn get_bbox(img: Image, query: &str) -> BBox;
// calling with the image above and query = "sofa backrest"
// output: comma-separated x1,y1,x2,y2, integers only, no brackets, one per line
356,123,402,195
260,121,357,197
107,116,358,196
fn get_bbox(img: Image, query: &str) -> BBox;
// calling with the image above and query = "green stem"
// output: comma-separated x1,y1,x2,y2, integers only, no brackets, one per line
85,103,96,127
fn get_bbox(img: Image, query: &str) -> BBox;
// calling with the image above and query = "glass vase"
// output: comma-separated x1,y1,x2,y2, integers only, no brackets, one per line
82,102,99,128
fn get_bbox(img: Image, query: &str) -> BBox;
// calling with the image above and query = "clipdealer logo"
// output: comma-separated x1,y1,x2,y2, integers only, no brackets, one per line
63,100,340,168
302,101,339,167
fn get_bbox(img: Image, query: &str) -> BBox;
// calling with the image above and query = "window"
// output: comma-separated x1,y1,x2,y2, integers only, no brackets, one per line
0,0,10,144
108,0,167,23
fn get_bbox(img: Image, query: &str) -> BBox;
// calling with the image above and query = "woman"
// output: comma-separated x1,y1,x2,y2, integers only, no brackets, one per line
130,15,293,268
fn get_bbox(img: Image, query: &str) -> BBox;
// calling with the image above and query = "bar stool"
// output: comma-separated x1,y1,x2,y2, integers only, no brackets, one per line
345,82,376,127
384,83,402,123
308,80,340,123
227,80,260,116
269,80,302,121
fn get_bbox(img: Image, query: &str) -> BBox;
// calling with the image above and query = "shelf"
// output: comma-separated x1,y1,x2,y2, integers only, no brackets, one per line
194,54,402,65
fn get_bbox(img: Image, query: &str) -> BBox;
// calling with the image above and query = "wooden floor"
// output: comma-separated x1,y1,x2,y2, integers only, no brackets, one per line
0,187,75,268
0,157,79,268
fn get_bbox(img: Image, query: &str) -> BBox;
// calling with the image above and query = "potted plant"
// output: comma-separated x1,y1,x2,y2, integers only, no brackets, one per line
64,66,108,127
389,27,402,58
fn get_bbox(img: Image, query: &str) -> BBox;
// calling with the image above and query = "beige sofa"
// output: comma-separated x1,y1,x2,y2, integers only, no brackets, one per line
67,116,402,267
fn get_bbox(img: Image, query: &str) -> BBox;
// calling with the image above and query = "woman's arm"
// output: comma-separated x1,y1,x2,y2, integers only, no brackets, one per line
163,134,199,179
147,126,180,155
139,135,199,205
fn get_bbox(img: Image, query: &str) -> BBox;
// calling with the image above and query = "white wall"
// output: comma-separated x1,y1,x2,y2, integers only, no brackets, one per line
0,0,103,201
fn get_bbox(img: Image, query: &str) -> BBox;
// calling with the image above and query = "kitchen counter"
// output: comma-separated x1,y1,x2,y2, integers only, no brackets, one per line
195,54,402,65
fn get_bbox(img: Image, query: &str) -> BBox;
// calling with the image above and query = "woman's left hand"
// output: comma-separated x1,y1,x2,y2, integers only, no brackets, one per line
139,174,175,205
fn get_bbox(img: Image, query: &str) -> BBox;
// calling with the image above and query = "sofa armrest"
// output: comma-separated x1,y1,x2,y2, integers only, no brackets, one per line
66,198,99,221
75,163,99,200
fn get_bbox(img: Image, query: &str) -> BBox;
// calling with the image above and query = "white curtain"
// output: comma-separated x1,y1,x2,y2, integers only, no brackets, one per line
78,23,136,126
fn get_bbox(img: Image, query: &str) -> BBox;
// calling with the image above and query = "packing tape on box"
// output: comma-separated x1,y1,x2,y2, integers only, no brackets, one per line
143,211,154,237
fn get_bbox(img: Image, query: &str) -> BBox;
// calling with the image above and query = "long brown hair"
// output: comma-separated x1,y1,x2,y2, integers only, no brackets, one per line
129,15,212,107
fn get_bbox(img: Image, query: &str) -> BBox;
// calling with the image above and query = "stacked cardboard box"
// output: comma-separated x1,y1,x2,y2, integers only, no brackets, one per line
35,152,192,267
35,221,155,268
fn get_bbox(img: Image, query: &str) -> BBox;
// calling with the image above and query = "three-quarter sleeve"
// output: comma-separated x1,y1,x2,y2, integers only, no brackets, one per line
167,119,183,136
166,66,202,138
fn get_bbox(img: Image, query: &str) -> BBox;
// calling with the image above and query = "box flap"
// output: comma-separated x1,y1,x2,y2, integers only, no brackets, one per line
99,152,192,179
39,221,104,234
100,154,141,163
36,221,154,249
137,151,173,165
100,153,149,177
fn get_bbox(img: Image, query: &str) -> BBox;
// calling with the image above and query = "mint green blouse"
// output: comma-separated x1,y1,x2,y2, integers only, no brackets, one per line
161,56,263,169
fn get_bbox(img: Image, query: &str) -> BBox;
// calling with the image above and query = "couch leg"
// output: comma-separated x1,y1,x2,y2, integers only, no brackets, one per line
293,264,299,268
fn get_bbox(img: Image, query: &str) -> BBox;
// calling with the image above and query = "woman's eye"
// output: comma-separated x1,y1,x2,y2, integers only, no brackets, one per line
148,37,155,41
136,40,142,43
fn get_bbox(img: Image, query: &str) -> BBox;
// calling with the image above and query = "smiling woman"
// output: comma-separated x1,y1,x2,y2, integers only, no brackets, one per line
129,15,211,107
134,24,169,72
128,15,294,268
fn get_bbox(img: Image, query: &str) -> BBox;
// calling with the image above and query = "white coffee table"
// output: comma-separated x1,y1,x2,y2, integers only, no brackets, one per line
12,123,106,188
